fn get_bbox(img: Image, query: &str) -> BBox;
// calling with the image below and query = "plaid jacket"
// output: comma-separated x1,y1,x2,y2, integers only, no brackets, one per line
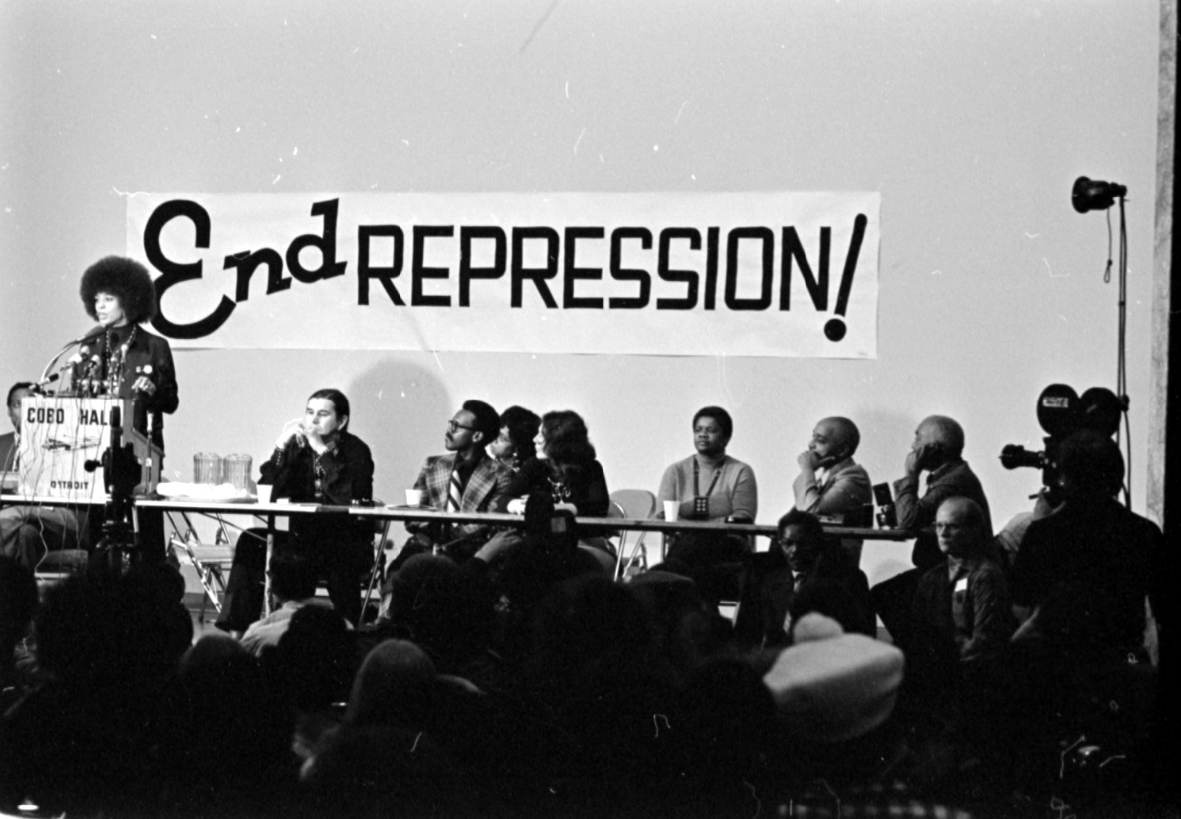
414,453,511,541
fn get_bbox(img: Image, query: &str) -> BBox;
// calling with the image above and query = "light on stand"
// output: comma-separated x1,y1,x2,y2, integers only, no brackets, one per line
1072,174,1131,506
1072,176,1127,213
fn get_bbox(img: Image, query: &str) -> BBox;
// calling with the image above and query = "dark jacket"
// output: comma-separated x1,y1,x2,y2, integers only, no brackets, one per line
89,325,179,451
893,459,993,570
504,457,610,518
261,431,375,557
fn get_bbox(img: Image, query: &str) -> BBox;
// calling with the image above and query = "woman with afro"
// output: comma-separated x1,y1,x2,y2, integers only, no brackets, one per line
77,255,178,451
77,256,178,563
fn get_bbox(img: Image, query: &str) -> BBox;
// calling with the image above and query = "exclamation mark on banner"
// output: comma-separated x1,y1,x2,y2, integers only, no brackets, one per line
824,213,867,342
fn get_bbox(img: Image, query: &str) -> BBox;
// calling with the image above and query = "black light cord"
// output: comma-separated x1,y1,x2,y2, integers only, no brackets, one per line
1117,197,1131,508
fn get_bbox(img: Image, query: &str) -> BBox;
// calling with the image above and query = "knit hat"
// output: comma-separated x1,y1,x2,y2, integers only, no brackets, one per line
762,614,904,743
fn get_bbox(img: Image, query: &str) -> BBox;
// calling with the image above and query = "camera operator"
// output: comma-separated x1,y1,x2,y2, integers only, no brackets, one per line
1010,430,1162,659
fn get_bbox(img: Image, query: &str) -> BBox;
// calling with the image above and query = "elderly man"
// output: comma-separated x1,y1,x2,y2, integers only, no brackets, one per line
909,497,1012,689
872,415,993,650
1,382,82,569
792,416,872,563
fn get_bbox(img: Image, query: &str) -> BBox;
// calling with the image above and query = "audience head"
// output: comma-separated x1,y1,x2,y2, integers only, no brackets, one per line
272,604,354,711
935,496,986,559
389,553,493,667
776,508,827,574
345,639,438,729
79,255,158,325
913,415,965,464
6,382,34,431
306,388,350,436
171,635,289,790
1058,429,1125,501
809,416,860,465
269,552,319,603
692,406,733,457
536,409,596,465
491,404,540,464
36,571,187,693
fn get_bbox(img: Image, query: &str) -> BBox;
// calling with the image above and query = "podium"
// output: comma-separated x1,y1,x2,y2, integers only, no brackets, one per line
16,396,161,501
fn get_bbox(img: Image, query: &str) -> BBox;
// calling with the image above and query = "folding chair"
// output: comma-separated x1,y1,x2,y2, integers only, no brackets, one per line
164,509,261,626
608,489,657,581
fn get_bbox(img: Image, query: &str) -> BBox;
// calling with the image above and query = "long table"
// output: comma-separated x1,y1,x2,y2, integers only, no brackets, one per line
13,496,915,615
134,498,915,541
6,494,913,541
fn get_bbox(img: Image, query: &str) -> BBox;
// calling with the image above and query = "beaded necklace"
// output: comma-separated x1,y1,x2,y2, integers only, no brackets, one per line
104,324,137,396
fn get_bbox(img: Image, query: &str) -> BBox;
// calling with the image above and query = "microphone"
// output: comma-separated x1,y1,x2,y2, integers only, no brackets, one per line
38,327,105,390
73,325,105,345
31,373,60,393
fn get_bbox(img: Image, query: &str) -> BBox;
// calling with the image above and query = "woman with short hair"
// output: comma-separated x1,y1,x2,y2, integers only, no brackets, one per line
488,405,540,473
654,406,758,607
658,406,757,526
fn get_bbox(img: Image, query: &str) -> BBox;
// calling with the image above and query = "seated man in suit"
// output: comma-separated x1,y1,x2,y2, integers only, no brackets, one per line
733,508,874,650
871,415,994,651
393,400,512,569
1,382,82,569
792,416,873,564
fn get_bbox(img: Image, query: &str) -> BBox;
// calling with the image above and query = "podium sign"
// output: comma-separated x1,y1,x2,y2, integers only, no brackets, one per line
16,396,115,501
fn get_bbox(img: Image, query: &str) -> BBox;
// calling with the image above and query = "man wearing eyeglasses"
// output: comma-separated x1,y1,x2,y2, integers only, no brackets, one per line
910,497,1012,682
395,400,511,567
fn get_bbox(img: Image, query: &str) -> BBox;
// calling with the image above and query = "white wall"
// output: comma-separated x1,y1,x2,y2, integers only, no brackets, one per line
1,0,1163,583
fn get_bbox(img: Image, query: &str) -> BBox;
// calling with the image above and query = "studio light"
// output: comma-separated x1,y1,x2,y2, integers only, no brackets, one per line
1069,172,1132,506
1071,176,1127,213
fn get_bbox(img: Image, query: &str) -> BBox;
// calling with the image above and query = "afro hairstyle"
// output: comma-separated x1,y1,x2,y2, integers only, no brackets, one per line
79,255,157,325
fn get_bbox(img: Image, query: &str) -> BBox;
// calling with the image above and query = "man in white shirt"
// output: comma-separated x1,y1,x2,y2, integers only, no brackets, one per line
239,553,337,656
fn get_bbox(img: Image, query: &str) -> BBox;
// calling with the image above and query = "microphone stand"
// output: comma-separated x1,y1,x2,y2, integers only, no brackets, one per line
38,339,79,391
37,328,103,394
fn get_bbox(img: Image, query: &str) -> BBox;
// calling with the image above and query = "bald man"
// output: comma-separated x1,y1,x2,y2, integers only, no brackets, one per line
910,497,1012,683
872,415,993,649
893,415,993,571
792,416,873,563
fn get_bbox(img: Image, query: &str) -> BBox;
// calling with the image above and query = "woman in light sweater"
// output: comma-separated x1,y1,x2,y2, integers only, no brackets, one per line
658,407,758,583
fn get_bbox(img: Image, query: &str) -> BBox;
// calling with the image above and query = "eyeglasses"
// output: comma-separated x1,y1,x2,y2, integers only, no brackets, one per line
447,419,475,433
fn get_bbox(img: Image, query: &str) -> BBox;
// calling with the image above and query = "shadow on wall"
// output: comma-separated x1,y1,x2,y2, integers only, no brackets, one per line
347,357,451,505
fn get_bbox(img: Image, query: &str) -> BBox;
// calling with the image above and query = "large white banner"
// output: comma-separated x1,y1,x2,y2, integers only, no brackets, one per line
126,192,879,358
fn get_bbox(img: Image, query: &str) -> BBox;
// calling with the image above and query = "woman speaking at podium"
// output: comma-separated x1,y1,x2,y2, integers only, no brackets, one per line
77,255,179,561
78,256,179,450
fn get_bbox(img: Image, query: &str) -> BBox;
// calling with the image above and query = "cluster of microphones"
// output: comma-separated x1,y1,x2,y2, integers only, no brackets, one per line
34,325,141,399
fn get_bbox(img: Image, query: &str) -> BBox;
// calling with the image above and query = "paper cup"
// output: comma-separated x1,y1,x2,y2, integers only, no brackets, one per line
405,488,424,507
663,500,679,522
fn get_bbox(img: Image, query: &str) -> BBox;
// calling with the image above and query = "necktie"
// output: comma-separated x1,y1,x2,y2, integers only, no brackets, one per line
447,469,462,512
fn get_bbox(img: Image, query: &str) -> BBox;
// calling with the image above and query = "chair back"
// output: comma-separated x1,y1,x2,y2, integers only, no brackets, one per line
609,489,657,520
608,489,657,580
